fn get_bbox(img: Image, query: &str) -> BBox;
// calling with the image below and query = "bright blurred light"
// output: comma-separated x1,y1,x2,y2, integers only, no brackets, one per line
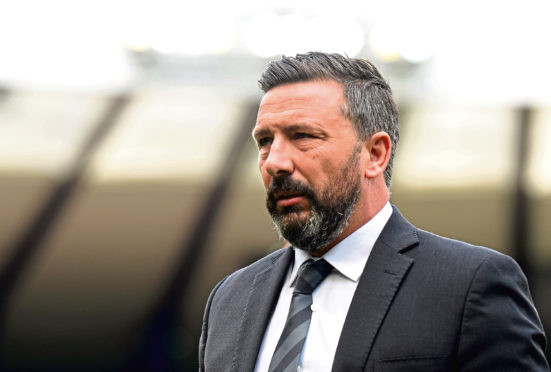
429,0,551,105
369,16,438,63
0,0,134,91
150,16,236,55
399,25,438,63
122,1,237,56
309,14,365,57
242,11,364,58
241,11,282,58
368,23,402,62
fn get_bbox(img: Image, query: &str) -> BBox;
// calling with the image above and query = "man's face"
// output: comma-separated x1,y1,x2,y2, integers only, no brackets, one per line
253,80,364,255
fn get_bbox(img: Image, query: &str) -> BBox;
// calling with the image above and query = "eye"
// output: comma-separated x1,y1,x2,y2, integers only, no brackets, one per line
294,132,315,140
257,137,272,148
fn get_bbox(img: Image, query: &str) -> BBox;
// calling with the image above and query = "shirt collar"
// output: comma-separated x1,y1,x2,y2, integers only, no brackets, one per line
290,202,393,286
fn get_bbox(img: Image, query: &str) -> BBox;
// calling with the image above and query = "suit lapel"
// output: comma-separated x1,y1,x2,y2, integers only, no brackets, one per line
231,247,294,371
332,207,418,372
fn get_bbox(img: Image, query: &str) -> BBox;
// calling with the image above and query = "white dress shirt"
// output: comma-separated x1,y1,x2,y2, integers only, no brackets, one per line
254,202,393,372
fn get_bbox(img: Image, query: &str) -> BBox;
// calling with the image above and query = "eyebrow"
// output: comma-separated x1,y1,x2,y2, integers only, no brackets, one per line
251,127,270,140
286,123,319,132
252,123,323,140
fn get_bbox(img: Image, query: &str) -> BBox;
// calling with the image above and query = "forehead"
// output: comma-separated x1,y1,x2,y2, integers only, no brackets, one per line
255,80,347,129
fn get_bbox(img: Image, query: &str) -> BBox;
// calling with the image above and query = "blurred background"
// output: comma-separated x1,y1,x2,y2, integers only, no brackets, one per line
0,0,550,370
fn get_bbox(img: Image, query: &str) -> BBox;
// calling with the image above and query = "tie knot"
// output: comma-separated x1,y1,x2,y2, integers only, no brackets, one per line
294,259,333,295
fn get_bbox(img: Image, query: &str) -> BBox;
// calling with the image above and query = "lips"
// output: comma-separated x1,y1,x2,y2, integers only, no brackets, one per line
277,195,304,207
273,192,305,207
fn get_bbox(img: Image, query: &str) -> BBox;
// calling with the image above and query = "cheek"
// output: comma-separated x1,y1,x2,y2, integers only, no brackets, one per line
262,176,270,189
259,167,271,188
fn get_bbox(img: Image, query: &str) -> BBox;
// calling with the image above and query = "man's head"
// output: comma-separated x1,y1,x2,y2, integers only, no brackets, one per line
258,52,399,187
253,52,398,255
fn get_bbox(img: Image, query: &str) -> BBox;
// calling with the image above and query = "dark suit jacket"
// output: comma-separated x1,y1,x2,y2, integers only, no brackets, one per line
199,207,548,371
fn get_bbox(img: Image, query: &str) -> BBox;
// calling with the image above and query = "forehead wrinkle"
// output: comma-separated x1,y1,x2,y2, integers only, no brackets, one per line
258,101,344,122
257,103,313,122
260,95,311,108
255,114,327,135
255,81,349,136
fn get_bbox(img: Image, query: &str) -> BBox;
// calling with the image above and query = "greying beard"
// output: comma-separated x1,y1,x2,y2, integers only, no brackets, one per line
266,147,362,255
272,186,359,255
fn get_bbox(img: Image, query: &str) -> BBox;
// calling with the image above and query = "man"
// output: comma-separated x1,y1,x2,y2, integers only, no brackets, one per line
199,52,548,371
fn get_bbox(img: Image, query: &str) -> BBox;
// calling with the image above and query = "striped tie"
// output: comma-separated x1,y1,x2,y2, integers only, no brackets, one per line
268,259,333,372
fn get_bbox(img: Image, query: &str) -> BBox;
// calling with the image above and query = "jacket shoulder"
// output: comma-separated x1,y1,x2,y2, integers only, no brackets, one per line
414,228,515,267
217,246,292,291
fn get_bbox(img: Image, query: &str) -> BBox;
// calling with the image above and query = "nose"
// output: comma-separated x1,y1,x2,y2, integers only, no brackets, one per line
263,138,294,177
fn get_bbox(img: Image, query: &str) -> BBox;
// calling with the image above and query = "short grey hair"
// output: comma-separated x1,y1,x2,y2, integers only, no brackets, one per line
258,52,399,188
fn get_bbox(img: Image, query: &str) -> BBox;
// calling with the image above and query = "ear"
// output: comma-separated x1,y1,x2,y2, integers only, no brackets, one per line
364,132,391,180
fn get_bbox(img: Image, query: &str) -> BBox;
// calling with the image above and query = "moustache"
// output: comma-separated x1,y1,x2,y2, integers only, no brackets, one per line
266,176,316,206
